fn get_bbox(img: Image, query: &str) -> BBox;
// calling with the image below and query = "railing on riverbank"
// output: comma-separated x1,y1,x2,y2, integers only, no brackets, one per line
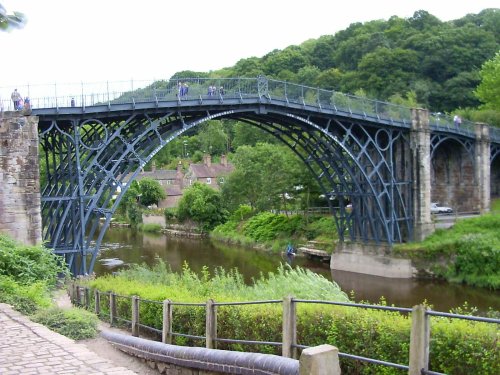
70,283,499,375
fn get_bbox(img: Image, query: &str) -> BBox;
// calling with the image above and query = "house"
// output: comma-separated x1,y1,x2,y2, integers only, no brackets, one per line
183,154,233,189
133,155,233,208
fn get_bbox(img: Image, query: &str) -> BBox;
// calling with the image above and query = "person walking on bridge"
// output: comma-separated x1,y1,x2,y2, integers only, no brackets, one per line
11,89,22,110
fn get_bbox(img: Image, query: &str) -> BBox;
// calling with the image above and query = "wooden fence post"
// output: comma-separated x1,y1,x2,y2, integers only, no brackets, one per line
94,289,100,316
283,295,297,358
131,296,140,337
206,299,217,349
162,299,172,344
84,287,90,310
75,286,81,305
109,292,116,326
68,282,75,304
409,304,430,375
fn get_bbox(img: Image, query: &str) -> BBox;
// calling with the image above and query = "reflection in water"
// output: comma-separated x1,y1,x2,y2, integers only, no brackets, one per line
94,227,500,313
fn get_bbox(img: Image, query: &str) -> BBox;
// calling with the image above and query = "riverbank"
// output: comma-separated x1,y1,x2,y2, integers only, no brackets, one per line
144,210,499,289
78,264,500,375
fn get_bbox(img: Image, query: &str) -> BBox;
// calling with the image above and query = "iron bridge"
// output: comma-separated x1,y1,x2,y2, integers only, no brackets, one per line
29,76,500,275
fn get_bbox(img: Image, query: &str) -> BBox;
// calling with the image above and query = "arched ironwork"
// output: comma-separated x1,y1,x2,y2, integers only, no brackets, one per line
32,76,499,275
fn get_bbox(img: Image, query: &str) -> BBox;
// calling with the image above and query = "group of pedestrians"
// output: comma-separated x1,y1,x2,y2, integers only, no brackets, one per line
10,88,30,111
207,85,224,96
177,82,189,98
176,82,225,99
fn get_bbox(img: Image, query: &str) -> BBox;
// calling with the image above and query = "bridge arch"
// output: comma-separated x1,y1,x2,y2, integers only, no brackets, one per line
29,76,497,275
430,135,475,212
39,104,413,275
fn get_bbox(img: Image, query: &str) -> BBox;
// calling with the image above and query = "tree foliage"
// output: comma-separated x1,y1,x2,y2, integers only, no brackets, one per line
475,51,500,110
221,143,305,212
137,177,166,206
164,8,500,117
177,182,228,232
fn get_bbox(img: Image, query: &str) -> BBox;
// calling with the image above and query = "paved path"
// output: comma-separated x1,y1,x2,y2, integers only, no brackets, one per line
0,303,138,375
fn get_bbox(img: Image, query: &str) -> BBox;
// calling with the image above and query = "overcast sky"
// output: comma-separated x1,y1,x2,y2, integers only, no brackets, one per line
1,0,498,92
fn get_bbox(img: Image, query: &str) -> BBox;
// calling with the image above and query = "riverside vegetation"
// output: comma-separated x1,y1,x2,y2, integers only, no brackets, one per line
0,234,98,340
210,205,500,290
0,232,498,373
79,260,499,375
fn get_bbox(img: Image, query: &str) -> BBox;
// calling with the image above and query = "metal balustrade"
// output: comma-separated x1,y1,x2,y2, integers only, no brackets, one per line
70,283,500,375
3,77,497,143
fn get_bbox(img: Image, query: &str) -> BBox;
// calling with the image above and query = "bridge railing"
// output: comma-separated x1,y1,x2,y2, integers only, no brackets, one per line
71,283,499,375
266,79,413,126
0,77,417,124
2,77,498,143
429,112,476,136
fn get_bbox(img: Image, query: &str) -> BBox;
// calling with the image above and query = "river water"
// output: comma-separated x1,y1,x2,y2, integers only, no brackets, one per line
94,227,500,314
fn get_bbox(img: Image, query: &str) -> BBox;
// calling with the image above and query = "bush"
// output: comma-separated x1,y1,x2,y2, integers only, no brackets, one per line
243,212,303,241
0,235,68,285
395,214,500,289
164,208,177,221
0,275,52,315
80,264,499,375
31,306,98,340
139,223,162,233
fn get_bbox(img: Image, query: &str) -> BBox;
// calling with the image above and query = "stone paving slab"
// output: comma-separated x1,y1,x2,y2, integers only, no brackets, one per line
0,303,138,375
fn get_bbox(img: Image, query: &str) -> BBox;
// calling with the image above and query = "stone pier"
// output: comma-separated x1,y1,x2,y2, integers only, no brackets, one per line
410,108,434,241
0,112,42,245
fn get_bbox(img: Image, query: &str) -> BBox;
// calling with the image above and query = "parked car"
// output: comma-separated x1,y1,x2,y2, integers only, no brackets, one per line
431,202,453,214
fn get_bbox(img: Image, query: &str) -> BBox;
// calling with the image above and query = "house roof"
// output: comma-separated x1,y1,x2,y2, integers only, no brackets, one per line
137,169,178,180
188,163,233,178
166,185,183,196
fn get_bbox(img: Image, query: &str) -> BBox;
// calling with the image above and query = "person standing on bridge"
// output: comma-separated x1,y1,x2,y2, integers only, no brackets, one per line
453,115,462,127
11,89,22,110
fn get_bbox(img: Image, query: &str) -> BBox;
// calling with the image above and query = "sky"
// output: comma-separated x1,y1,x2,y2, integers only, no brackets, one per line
1,0,498,99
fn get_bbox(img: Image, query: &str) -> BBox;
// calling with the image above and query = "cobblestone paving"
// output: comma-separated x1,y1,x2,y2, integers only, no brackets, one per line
0,303,138,375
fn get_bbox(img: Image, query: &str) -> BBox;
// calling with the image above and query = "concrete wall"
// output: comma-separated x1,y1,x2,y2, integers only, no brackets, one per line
331,242,417,278
142,214,166,227
0,113,41,245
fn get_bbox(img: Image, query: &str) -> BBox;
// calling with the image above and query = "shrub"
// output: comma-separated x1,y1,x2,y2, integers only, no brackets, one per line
395,214,500,289
242,212,303,241
0,275,52,315
0,235,68,286
139,223,163,233
31,306,98,340
80,263,499,374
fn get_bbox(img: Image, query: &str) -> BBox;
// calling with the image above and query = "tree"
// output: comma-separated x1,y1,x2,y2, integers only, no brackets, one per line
0,4,26,31
475,52,500,110
196,121,228,156
221,143,303,212
177,182,228,232
232,122,277,149
137,177,166,207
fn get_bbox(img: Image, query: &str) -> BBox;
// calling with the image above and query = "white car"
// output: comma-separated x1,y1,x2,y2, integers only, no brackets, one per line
431,202,453,214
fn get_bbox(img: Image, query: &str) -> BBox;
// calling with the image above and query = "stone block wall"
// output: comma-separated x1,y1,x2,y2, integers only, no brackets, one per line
431,143,476,213
0,112,42,245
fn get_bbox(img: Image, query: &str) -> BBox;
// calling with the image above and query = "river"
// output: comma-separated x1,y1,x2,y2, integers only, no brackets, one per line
93,227,500,314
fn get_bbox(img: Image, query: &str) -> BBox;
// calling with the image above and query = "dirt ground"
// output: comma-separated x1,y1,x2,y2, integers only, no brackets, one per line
54,290,161,375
